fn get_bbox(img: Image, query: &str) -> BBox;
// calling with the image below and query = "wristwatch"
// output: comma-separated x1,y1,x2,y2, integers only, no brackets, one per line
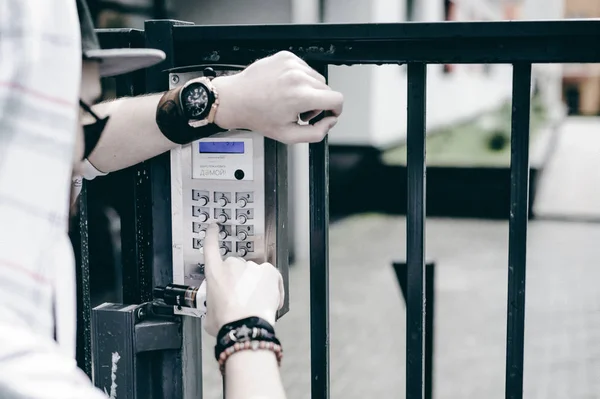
178,76,220,128
155,68,227,145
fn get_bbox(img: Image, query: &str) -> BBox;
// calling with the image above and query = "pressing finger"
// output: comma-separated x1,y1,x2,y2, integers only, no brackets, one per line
203,222,223,276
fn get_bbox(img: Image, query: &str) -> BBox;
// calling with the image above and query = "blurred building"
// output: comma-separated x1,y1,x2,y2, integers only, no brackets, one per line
562,0,600,115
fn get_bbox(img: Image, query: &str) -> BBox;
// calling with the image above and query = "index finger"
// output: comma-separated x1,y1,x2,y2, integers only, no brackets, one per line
203,223,223,273
299,90,344,118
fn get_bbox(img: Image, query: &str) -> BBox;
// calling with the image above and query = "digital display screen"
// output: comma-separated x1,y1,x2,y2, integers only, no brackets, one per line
199,141,245,154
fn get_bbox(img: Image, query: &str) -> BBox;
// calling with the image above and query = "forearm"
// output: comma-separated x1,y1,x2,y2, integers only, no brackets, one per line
87,75,238,174
225,350,286,399
87,94,176,173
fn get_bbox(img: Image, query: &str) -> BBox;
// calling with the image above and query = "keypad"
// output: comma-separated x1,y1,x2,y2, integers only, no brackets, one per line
191,190,255,258
192,190,210,206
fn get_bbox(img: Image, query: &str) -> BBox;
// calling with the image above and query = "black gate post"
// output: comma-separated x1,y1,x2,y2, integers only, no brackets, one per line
405,62,428,399
504,63,532,399
393,261,436,399
309,64,331,399
72,184,92,377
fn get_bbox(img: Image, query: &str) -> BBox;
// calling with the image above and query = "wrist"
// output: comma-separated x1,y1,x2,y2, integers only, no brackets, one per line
225,348,279,373
219,310,276,333
211,74,243,130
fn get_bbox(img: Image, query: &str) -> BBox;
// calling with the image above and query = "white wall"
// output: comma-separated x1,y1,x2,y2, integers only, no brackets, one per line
326,0,513,148
170,0,292,24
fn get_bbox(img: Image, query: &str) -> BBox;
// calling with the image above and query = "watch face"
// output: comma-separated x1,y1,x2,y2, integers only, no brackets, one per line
182,83,210,119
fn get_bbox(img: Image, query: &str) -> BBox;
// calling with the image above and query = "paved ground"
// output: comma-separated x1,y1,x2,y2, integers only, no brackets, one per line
200,215,600,399
534,117,600,219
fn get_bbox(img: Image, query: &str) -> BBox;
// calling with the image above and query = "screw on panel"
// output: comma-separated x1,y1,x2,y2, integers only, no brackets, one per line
171,75,180,84
136,307,146,321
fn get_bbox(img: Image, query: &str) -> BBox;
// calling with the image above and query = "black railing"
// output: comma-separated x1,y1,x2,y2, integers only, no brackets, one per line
84,19,600,399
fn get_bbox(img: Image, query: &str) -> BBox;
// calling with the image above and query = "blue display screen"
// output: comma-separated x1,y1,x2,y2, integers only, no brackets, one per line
199,141,245,154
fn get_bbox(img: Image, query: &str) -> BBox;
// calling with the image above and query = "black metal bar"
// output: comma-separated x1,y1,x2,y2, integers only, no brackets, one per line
96,27,149,307
309,65,331,399
114,71,146,306
153,0,168,19
505,63,532,399
144,19,184,399
144,20,177,294
145,19,204,399
92,303,138,398
171,20,600,65
425,264,435,399
173,19,600,41
71,183,93,378
393,262,436,399
406,62,427,399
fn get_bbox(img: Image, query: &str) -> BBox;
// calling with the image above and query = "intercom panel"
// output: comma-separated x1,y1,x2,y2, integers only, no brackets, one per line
169,66,289,318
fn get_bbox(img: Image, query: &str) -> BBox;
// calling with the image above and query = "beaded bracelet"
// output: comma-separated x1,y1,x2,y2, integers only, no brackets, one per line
218,340,284,375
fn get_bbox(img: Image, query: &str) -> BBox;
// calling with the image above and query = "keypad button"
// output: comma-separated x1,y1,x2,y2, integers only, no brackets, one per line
217,213,229,223
198,230,207,239
237,197,248,208
214,208,231,222
217,197,228,207
236,208,254,222
237,230,248,241
219,246,229,256
192,190,210,206
236,242,251,256
237,214,247,224
235,192,254,204
214,192,231,207
193,206,210,222
218,229,228,240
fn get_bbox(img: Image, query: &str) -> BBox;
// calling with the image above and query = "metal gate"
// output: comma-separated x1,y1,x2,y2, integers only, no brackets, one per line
78,19,600,399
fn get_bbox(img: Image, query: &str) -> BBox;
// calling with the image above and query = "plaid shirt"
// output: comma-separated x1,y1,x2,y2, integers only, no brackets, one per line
0,0,107,397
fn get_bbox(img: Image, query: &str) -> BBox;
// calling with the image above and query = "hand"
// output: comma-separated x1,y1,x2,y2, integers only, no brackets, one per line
201,223,285,336
212,51,344,144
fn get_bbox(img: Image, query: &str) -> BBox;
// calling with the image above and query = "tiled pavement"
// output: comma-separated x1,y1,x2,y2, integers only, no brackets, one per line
200,215,600,398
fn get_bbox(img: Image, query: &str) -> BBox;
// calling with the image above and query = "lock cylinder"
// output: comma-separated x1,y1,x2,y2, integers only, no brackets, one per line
154,283,198,308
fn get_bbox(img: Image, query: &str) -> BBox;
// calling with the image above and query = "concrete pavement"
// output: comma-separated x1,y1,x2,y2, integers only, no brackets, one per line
200,215,600,399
